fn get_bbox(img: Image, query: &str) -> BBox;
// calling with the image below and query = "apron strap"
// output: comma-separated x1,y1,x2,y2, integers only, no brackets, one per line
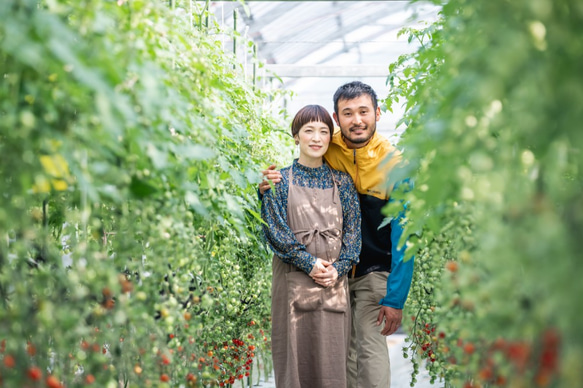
326,162,339,204
294,227,341,261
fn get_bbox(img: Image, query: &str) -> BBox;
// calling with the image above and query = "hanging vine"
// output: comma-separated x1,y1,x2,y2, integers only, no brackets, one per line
0,0,291,387
386,0,583,387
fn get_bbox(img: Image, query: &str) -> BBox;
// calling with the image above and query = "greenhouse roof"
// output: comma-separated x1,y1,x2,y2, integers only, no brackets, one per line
209,1,441,138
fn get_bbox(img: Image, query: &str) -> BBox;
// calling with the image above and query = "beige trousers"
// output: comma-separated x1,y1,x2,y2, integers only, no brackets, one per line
347,271,391,388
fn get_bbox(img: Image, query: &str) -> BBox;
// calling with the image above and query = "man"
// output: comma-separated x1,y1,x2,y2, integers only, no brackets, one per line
261,81,414,387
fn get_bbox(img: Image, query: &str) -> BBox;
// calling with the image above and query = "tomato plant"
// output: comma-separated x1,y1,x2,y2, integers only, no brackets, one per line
0,0,291,386
385,0,583,387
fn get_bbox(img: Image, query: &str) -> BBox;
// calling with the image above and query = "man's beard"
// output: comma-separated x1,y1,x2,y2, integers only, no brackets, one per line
342,124,376,144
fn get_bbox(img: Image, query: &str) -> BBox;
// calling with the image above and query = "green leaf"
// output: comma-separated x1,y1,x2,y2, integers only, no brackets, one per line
129,176,158,198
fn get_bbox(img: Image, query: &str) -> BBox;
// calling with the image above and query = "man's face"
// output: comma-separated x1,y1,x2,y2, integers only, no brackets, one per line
333,95,381,149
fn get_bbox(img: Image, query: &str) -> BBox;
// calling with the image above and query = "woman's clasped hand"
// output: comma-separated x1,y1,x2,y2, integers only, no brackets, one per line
309,258,339,287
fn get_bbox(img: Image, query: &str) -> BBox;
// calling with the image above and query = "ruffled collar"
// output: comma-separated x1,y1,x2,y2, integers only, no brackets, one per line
292,159,328,174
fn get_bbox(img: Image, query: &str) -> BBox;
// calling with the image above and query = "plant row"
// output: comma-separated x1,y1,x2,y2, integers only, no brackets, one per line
385,0,583,387
0,0,291,387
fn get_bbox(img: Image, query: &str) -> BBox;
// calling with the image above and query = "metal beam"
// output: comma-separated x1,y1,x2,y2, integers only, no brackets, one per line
264,64,388,77
257,2,408,65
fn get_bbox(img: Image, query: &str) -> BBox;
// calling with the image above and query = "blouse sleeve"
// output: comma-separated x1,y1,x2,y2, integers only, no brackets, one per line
332,172,362,278
260,174,318,274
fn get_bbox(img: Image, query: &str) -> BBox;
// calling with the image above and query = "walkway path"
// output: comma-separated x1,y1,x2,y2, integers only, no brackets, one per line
250,333,441,387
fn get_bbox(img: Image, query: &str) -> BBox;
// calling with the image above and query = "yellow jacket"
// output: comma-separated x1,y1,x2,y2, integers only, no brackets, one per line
324,130,401,200
323,129,413,309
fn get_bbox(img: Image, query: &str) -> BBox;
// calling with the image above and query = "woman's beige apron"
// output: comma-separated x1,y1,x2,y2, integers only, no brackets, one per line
271,165,350,388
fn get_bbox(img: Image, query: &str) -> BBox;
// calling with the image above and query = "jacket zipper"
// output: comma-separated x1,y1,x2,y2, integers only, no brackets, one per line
351,148,359,279
353,149,360,193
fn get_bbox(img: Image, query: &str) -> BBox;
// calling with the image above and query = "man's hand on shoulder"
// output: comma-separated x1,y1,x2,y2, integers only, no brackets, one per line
259,164,282,195
376,305,402,336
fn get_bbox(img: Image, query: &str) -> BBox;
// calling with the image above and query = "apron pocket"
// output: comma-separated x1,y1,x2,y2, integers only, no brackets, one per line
286,271,323,312
321,278,349,313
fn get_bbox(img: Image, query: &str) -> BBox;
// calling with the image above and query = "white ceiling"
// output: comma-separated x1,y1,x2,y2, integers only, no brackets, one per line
209,1,441,140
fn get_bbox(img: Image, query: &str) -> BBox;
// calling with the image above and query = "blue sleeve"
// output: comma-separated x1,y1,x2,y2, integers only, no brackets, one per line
257,187,263,201
379,180,414,309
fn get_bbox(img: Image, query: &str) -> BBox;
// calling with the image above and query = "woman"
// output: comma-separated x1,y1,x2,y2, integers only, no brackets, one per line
261,104,361,388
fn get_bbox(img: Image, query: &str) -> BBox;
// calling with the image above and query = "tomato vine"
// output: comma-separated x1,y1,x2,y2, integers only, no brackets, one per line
386,0,583,387
0,0,291,387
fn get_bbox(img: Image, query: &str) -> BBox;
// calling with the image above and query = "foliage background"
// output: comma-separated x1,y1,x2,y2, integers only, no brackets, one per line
386,0,583,387
4,0,582,387
0,0,293,387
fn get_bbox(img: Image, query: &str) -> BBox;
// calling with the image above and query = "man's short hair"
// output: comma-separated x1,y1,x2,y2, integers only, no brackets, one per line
333,81,378,114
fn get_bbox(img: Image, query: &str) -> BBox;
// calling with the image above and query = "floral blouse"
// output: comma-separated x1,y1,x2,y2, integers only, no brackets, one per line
261,160,361,277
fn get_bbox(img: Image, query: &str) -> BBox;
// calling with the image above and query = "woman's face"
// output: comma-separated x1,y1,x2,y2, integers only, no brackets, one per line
295,121,331,166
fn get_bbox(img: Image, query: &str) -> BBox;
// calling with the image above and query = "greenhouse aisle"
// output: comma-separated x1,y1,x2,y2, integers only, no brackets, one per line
252,332,438,388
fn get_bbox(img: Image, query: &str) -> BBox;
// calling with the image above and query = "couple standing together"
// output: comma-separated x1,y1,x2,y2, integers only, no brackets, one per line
260,81,414,388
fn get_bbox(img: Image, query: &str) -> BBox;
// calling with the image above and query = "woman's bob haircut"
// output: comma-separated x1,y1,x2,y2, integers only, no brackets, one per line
291,105,334,138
